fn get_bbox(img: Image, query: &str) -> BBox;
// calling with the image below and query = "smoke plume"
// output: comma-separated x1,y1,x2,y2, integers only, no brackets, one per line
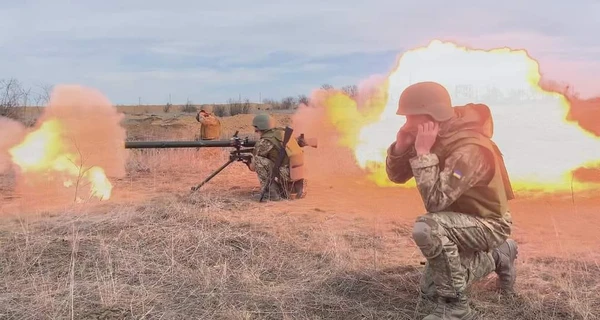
0,117,26,173
291,75,390,181
7,85,127,204
35,85,128,177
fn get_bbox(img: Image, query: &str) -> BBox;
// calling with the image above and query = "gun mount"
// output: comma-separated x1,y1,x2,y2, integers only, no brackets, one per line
124,130,317,193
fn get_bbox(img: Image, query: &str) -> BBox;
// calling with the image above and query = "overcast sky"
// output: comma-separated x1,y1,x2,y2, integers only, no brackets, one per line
1,0,599,105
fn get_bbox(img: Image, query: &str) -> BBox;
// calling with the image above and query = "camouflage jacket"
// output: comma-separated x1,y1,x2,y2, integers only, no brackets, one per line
385,143,494,212
253,138,281,164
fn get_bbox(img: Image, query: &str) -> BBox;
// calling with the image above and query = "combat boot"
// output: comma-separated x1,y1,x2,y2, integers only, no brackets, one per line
493,239,518,293
251,183,283,202
423,295,475,320
267,187,283,201
251,192,282,202
292,179,307,199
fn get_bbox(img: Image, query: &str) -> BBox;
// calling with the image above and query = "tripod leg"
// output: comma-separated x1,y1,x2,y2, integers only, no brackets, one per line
190,158,236,192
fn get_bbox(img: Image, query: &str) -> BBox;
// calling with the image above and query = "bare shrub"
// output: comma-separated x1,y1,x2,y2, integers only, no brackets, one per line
0,78,27,120
279,96,297,110
181,100,197,113
261,97,299,111
298,94,309,105
213,105,229,117
228,98,251,116
341,85,358,98
262,98,280,110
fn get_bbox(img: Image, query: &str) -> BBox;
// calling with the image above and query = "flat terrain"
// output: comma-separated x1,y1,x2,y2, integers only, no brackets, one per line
0,111,599,319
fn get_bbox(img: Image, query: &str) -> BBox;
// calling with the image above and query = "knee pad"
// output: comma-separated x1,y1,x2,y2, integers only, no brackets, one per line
412,221,433,247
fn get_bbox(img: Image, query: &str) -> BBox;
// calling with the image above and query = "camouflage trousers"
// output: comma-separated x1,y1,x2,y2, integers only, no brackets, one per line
413,211,512,299
252,156,298,200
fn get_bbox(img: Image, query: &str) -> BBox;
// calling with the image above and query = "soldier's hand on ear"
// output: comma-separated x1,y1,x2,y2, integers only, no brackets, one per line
415,122,439,156
394,124,416,154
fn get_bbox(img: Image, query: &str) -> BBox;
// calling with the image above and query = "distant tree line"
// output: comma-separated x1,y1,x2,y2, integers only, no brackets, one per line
255,84,357,111
0,77,363,122
168,83,359,117
8,76,582,123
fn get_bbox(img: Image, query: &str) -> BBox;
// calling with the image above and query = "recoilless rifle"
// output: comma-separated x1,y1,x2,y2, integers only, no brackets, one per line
124,128,317,193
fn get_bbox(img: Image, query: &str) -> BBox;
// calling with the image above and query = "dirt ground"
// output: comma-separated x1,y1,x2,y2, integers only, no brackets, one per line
0,112,599,319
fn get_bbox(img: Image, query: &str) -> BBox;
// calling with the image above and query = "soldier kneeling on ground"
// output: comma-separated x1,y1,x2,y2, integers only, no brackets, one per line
385,81,518,319
246,113,307,201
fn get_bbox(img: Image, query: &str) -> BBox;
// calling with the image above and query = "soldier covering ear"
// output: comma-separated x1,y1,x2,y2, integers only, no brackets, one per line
386,81,518,320
196,110,221,140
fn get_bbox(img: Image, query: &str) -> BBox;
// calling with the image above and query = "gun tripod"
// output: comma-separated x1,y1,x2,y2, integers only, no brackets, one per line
190,158,235,192
190,149,254,193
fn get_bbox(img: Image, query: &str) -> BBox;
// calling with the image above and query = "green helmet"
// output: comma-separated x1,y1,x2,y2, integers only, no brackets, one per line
397,81,454,121
252,113,275,130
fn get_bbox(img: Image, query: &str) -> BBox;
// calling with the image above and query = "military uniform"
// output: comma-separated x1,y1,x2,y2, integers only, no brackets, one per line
196,111,221,140
387,82,518,320
250,114,307,201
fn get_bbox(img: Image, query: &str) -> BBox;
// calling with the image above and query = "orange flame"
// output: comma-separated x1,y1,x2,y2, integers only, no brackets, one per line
322,40,600,193
8,119,113,200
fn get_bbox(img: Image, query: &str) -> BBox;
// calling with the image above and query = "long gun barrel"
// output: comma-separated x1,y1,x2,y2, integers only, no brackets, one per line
124,132,316,150
125,130,256,150
124,139,256,149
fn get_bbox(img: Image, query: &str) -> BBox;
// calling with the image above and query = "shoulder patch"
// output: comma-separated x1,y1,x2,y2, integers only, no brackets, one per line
452,169,463,180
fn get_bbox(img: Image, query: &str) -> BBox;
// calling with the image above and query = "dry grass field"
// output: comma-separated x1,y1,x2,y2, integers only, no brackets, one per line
1,110,599,320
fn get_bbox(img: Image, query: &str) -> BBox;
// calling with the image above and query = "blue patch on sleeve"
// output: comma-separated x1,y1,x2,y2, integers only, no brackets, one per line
452,169,463,180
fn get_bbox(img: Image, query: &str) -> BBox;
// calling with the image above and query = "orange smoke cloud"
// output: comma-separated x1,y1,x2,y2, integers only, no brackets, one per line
5,85,127,203
556,92,600,183
0,117,26,173
291,75,390,180
543,81,600,138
